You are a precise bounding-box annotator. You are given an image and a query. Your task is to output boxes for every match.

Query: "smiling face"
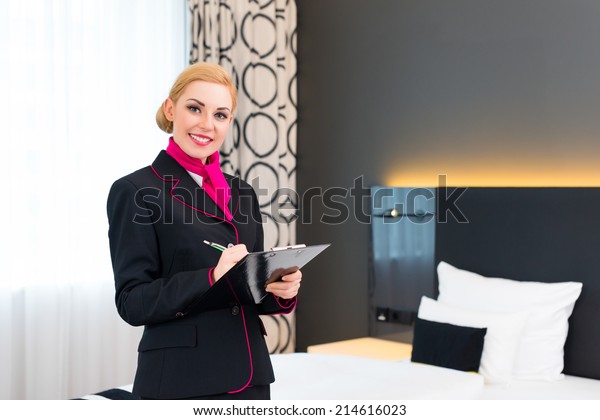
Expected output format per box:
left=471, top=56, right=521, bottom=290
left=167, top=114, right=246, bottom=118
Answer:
left=163, top=80, right=233, bottom=163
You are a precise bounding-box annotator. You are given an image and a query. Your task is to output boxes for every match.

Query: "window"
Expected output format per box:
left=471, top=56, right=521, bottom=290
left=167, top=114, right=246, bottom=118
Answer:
left=0, top=0, right=187, bottom=399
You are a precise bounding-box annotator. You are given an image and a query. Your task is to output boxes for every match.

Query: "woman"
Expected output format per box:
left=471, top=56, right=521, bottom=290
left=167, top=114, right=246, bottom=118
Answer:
left=107, top=62, right=301, bottom=400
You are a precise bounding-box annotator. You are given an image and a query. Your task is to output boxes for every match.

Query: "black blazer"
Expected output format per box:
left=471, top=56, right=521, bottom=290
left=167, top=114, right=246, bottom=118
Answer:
left=107, top=150, right=296, bottom=399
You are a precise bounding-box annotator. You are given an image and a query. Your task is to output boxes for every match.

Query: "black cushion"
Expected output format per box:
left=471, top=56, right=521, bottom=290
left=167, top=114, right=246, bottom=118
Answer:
left=411, top=317, right=486, bottom=372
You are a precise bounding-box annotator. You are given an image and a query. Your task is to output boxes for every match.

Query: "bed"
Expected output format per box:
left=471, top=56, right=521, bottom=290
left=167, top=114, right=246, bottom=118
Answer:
left=80, top=188, right=600, bottom=400
left=273, top=189, right=600, bottom=400
left=281, top=187, right=600, bottom=399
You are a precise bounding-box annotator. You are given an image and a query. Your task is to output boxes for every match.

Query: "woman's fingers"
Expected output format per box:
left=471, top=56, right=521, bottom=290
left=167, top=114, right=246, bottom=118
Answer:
left=266, top=269, right=302, bottom=299
left=213, top=244, right=248, bottom=282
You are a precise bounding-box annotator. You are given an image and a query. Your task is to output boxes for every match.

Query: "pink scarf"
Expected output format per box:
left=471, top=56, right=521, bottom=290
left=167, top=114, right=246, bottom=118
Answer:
left=165, top=137, right=232, bottom=221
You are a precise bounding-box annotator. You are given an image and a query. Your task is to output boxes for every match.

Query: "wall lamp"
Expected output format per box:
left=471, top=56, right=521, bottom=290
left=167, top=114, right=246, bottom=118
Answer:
left=372, top=208, right=434, bottom=219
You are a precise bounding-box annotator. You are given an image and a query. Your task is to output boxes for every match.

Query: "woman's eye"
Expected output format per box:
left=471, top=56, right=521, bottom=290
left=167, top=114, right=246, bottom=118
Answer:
left=187, top=105, right=200, bottom=113
left=215, top=112, right=229, bottom=120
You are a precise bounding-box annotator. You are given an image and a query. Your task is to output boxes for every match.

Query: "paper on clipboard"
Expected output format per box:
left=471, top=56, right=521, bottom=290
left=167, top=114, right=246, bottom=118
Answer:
left=228, top=243, right=331, bottom=304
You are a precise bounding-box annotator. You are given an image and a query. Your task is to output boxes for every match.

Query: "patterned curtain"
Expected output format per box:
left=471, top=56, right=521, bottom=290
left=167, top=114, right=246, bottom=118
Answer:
left=188, top=0, right=298, bottom=353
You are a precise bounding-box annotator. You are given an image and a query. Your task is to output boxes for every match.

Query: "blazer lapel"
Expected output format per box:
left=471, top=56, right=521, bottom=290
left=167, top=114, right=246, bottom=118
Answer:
left=151, top=150, right=237, bottom=222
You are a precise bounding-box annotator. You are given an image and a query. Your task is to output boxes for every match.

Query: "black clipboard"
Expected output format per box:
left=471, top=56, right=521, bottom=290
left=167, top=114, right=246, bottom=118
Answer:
left=185, top=243, right=330, bottom=313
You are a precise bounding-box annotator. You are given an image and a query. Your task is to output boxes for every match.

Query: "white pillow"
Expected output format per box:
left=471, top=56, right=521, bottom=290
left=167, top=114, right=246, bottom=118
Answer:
left=417, top=296, right=528, bottom=384
left=437, top=261, right=583, bottom=381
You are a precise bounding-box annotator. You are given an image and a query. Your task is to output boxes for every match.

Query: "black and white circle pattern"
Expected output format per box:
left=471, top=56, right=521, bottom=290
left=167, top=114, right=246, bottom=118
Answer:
left=189, top=0, right=297, bottom=354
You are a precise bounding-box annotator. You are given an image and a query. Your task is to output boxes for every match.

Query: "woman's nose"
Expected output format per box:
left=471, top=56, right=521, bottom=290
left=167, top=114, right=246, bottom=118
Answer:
left=198, top=113, right=214, bottom=130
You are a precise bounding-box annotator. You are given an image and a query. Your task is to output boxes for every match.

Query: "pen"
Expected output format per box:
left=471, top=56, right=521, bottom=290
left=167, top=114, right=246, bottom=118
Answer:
left=203, top=240, right=227, bottom=252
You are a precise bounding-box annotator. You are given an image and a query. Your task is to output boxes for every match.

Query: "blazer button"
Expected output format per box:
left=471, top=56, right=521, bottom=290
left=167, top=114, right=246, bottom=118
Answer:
left=175, top=312, right=184, bottom=317
left=231, top=305, right=240, bottom=316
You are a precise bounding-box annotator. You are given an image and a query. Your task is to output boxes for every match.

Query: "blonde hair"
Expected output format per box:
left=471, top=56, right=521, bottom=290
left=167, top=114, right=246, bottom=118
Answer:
left=156, top=62, right=237, bottom=133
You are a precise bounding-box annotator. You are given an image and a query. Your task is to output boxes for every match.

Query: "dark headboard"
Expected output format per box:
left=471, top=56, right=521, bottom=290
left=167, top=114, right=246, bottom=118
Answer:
left=435, top=187, right=600, bottom=380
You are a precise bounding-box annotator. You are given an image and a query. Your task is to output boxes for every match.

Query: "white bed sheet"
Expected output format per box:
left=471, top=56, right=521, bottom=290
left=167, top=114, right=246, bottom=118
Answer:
left=479, top=375, right=600, bottom=400
left=270, top=353, right=484, bottom=400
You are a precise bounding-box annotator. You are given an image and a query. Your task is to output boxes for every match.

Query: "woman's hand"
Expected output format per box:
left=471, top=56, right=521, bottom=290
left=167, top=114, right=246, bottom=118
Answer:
left=212, top=244, right=248, bottom=283
left=265, top=269, right=302, bottom=300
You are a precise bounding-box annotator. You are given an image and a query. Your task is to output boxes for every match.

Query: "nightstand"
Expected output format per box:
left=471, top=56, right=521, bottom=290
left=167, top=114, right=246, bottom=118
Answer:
left=306, top=337, right=412, bottom=361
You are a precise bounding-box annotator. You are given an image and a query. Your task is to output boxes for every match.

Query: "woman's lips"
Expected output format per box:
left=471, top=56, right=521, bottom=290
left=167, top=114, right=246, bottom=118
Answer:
left=189, top=133, right=212, bottom=145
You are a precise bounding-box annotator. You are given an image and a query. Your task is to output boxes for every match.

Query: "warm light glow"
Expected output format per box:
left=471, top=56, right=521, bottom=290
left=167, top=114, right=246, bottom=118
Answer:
left=384, top=162, right=600, bottom=187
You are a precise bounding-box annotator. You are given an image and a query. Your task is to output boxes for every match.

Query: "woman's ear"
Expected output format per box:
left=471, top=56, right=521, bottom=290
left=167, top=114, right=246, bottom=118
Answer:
left=163, top=98, right=175, bottom=121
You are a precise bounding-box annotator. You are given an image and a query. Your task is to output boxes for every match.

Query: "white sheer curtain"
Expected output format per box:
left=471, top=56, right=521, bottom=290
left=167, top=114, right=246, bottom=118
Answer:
left=0, top=0, right=187, bottom=399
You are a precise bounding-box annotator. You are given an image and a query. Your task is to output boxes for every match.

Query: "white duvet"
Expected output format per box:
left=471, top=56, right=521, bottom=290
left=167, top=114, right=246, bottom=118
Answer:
left=270, top=353, right=484, bottom=400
